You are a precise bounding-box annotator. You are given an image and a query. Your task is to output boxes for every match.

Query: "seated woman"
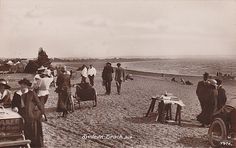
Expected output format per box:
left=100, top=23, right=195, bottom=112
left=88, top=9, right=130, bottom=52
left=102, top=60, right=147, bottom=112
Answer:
left=12, top=78, right=45, bottom=147
left=0, top=79, right=11, bottom=108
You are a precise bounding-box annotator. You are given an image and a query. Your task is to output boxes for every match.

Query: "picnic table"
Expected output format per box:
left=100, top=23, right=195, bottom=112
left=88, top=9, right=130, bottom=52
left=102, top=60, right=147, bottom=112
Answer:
left=146, top=93, right=185, bottom=125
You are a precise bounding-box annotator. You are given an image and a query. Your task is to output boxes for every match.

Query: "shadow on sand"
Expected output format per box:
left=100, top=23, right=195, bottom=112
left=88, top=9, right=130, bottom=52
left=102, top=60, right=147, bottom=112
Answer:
left=124, top=115, right=206, bottom=129
left=176, top=136, right=210, bottom=147
left=124, top=113, right=158, bottom=124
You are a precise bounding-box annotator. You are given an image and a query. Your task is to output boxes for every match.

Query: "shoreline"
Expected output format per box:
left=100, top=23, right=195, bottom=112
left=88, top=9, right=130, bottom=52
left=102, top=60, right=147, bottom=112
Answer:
left=125, top=69, right=202, bottom=79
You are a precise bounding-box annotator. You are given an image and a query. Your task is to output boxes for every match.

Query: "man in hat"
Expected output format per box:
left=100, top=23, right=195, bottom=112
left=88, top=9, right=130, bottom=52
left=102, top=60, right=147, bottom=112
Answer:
left=196, top=72, right=210, bottom=123
left=102, top=62, right=114, bottom=95
left=88, top=64, right=97, bottom=86
left=0, top=79, right=11, bottom=108
left=80, top=65, right=88, bottom=83
left=115, top=63, right=125, bottom=95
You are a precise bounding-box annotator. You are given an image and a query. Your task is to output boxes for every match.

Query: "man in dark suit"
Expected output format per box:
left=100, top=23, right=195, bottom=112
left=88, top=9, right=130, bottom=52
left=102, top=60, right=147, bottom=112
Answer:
left=115, top=63, right=125, bottom=95
left=196, top=72, right=210, bottom=124
left=102, top=62, right=114, bottom=95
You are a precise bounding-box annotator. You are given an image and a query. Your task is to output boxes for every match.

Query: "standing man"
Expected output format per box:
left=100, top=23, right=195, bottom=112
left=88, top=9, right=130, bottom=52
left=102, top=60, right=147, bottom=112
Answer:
left=196, top=72, right=210, bottom=124
left=102, top=62, right=114, bottom=95
left=81, top=65, right=88, bottom=83
left=88, top=64, right=97, bottom=86
left=115, top=63, right=125, bottom=95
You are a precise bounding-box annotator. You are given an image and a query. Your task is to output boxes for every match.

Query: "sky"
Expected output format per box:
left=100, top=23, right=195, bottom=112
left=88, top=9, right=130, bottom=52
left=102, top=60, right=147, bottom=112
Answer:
left=0, top=0, right=236, bottom=58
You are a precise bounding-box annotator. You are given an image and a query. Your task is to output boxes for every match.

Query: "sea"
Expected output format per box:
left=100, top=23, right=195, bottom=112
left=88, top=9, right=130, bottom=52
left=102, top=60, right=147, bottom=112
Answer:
left=117, top=58, right=236, bottom=77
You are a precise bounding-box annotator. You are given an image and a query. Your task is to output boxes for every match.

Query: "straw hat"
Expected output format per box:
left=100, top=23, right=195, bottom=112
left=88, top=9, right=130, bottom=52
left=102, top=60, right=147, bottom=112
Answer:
left=38, top=66, right=47, bottom=71
left=208, top=79, right=217, bottom=87
left=0, top=79, right=11, bottom=89
left=43, top=69, right=51, bottom=76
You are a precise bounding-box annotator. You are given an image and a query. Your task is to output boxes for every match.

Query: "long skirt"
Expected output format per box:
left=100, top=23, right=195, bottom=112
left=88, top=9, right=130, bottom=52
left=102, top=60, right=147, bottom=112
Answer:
left=24, top=120, right=44, bottom=147
left=56, top=90, right=70, bottom=113
left=197, top=102, right=214, bottom=125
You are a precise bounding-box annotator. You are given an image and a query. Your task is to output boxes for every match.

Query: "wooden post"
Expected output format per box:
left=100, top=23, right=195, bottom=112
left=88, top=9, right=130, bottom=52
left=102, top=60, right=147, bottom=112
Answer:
left=146, top=98, right=157, bottom=117
left=176, top=105, right=182, bottom=126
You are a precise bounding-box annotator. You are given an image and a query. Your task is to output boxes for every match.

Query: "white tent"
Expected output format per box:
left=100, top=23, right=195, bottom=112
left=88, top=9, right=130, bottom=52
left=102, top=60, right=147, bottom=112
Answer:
left=6, top=60, right=14, bottom=65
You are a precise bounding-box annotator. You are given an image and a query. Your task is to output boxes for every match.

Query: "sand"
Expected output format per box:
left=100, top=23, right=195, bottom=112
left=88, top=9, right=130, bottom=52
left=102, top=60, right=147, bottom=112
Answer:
left=1, top=69, right=236, bottom=147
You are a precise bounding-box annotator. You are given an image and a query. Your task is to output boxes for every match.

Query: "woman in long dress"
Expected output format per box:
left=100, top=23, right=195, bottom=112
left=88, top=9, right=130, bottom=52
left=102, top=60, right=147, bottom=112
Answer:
left=12, top=78, right=45, bottom=147
left=56, top=66, right=71, bottom=117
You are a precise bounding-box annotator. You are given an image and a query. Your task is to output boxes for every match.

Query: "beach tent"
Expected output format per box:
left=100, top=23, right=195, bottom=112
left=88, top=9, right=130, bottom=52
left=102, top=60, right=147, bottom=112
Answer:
left=15, top=61, right=21, bottom=65
left=6, top=60, right=14, bottom=65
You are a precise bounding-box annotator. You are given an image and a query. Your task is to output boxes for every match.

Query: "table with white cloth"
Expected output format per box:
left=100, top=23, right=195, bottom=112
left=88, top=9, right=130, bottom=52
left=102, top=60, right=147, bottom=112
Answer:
left=146, top=93, right=185, bottom=125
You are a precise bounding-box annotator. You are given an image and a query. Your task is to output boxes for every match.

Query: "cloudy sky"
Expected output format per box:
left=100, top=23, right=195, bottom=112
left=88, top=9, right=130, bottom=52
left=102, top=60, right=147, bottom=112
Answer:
left=0, top=0, right=236, bottom=58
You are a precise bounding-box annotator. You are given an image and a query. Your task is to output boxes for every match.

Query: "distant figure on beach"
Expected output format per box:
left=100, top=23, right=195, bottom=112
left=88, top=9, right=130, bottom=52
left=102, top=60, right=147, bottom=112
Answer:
left=126, top=74, right=134, bottom=80
left=70, top=70, right=73, bottom=78
left=81, top=65, right=88, bottom=83
left=115, top=63, right=125, bottom=95
left=215, top=79, right=227, bottom=110
left=56, top=66, right=71, bottom=117
left=196, top=72, right=210, bottom=124
left=0, top=79, right=11, bottom=108
left=185, top=80, right=193, bottom=85
left=171, top=77, right=177, bottom=82
left=102, top=62, right=114, bottom=95
left=88, top=64, right=97, bottom=86
left=180, top=78, right=186, bottom=85
left=32, top=66, right=54, bottom=121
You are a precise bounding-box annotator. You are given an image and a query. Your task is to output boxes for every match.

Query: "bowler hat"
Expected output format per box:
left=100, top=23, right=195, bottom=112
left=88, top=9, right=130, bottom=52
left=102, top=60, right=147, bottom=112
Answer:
left=203, top=72, right=209, bottom=77
left=0, top=79, right=11, bottom=89
left=18, top=78, right=32, bottom=87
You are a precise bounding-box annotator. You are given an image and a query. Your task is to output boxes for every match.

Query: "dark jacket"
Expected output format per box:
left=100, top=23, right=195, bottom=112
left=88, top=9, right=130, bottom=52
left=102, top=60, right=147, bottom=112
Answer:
left=56, top=72, right=71, bottom=92
left=217, top=86, right=227, bottom=110
left=21, top=90, right=44, bottom=121
left=208, top=86, right=218, bottom=114
left=196, top=81, right=210, bottom=104
left=12, top=91, right=22, bottom=110
left=115, top=67, right=125, bottom=82
left=102, top=65, right=114, bottom=81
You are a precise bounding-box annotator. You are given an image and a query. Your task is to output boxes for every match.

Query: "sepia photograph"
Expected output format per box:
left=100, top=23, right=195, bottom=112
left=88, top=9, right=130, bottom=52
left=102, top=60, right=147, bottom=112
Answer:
left=0, top=0, right=236, bottom=147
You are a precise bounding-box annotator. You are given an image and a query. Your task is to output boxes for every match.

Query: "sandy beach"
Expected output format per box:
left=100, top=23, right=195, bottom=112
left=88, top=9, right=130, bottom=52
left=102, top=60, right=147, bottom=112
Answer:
left=2, top=67, right=236, bottom=147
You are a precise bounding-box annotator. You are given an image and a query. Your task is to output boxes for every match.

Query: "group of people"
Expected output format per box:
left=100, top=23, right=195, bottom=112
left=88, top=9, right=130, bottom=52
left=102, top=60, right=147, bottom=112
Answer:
left=0, top=78, right=46, bottom=147
left=0, top=65, right=72, bottom=147
left=102, top=62, right=125, bottom=95
left=196, top=72, right=227, bottom=127
left=0, top=62, right=127, bottom=147
left=79, top=64, right=97, bottom=86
